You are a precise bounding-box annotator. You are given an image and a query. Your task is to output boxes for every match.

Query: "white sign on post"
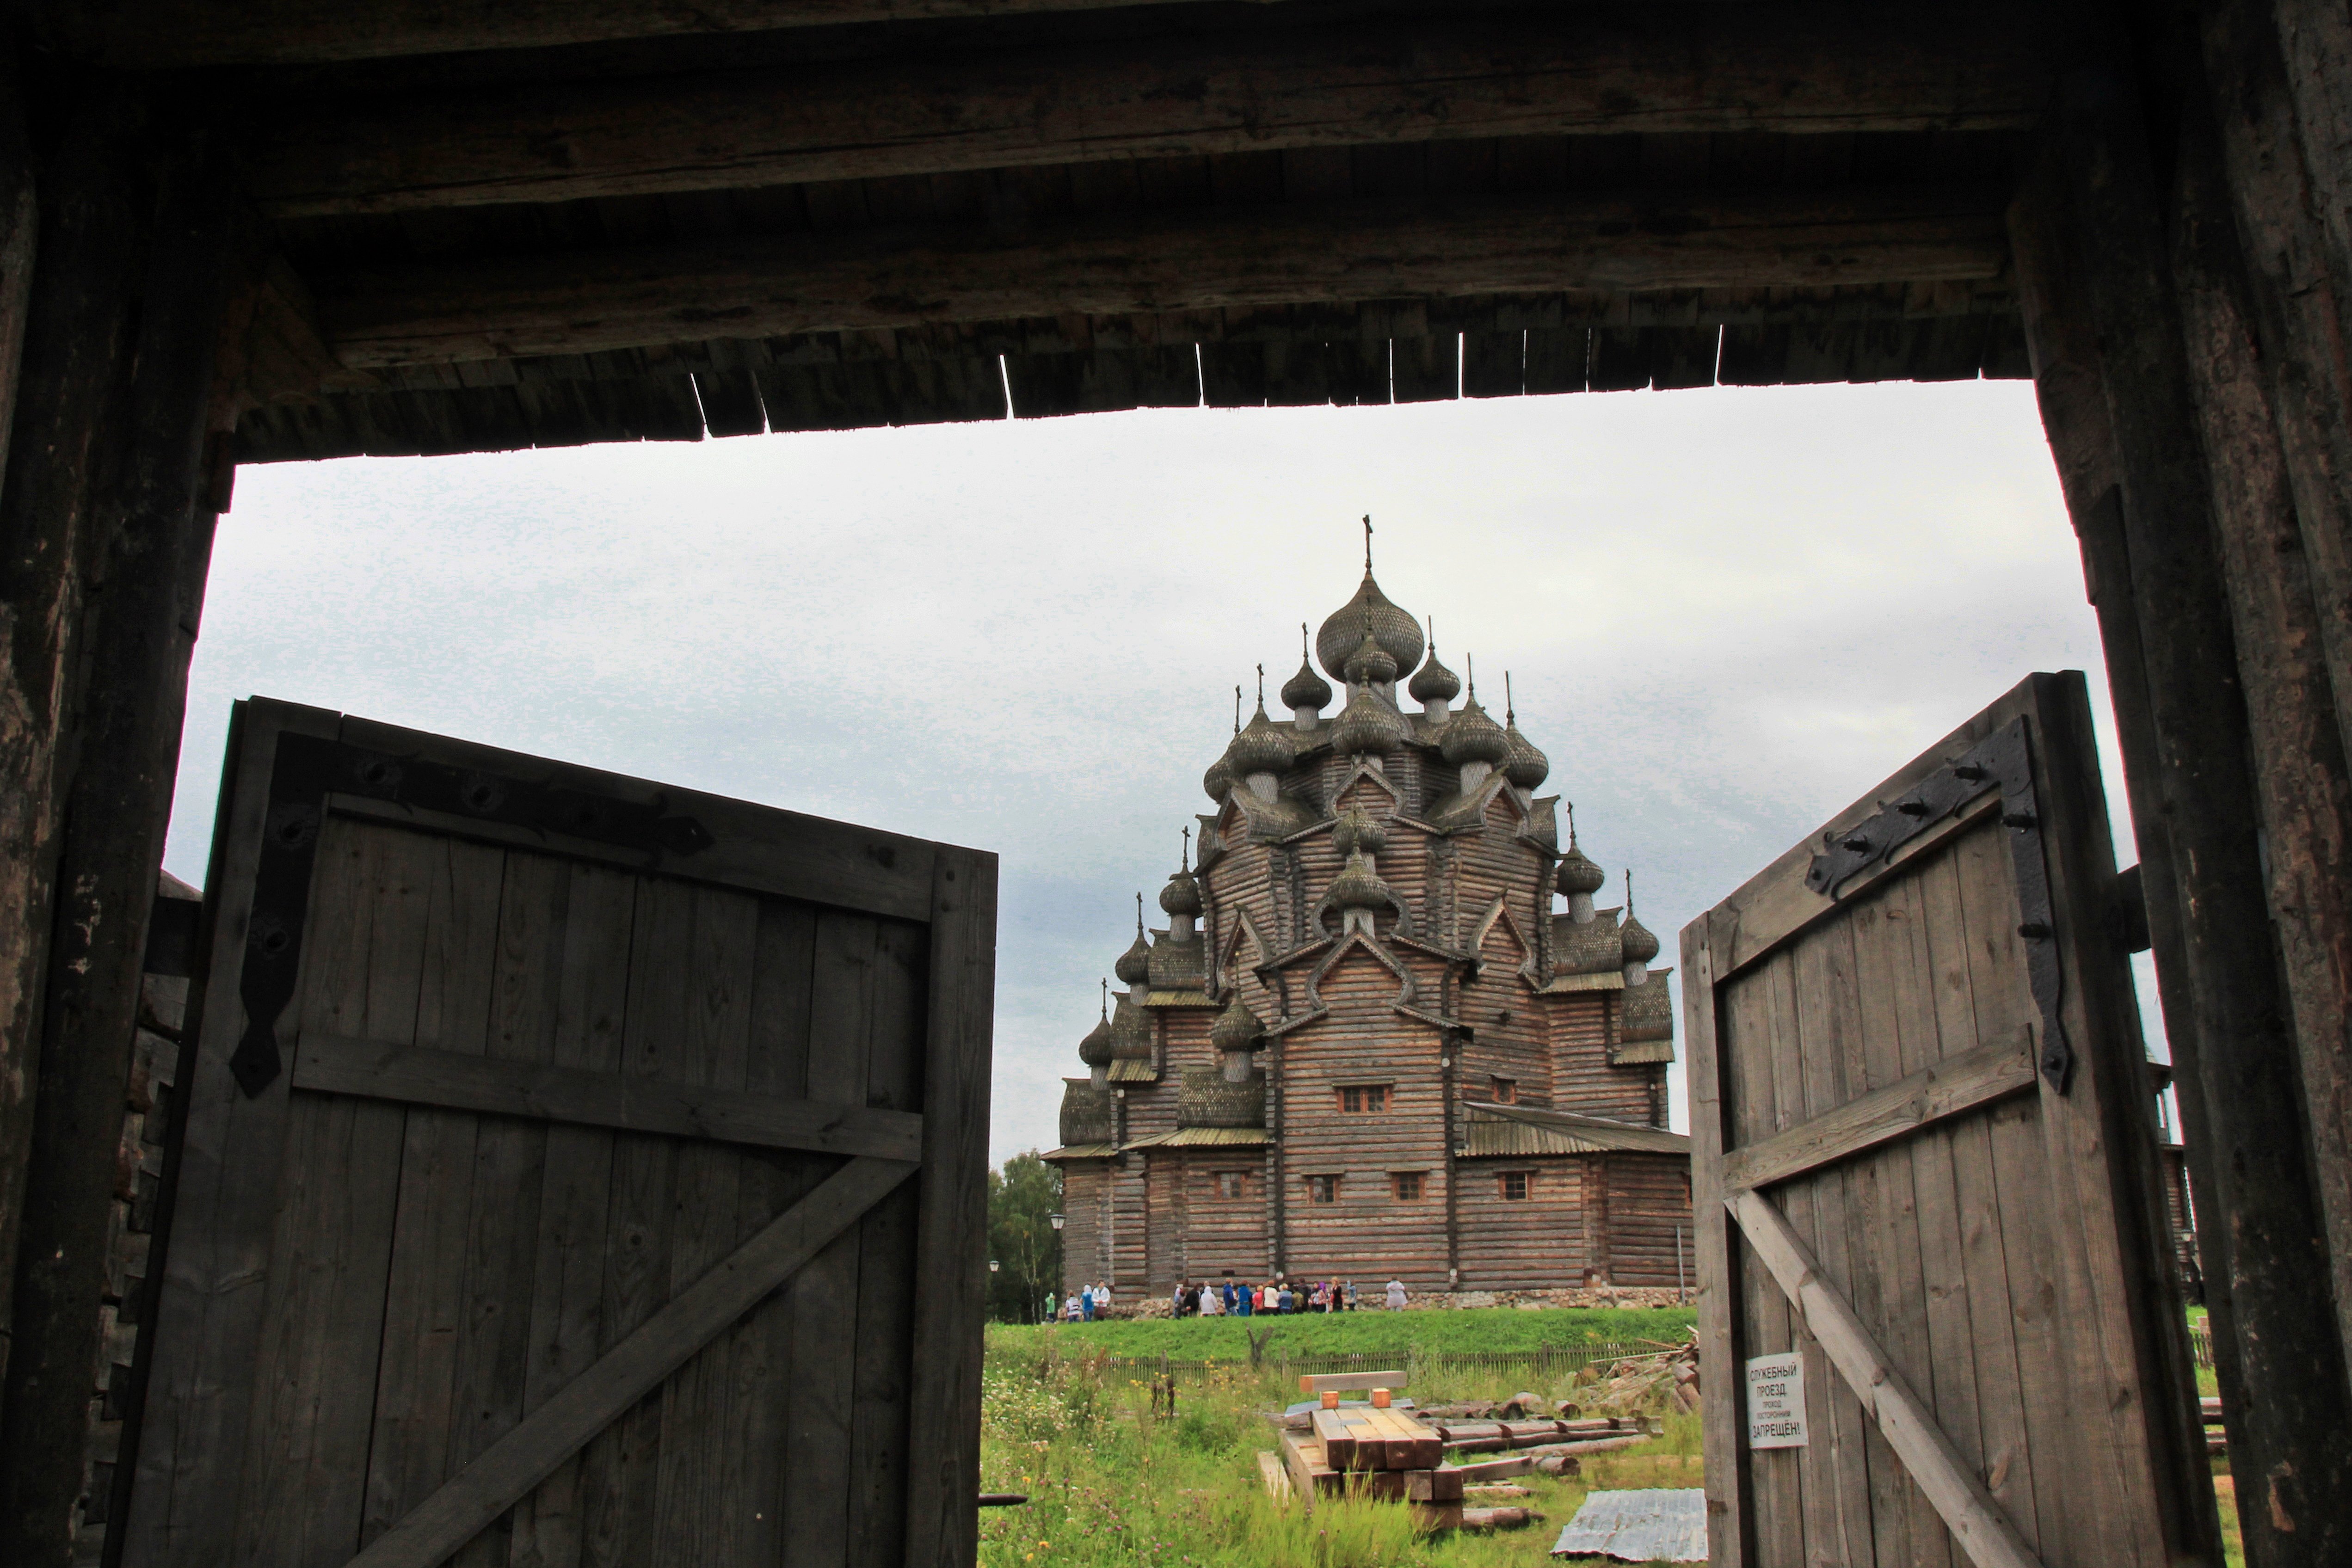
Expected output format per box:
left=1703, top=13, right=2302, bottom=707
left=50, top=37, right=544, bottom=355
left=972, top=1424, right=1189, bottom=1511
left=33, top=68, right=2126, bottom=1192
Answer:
left=1745, top=1351, right=1808, bottom=1449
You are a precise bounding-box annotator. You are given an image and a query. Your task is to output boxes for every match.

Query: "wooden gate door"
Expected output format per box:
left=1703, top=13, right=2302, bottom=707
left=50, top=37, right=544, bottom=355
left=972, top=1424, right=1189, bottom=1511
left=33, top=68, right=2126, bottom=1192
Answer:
left=1685, top=674, right=2212, bottom=1568
left=116, top=699, right=994, bottom=1568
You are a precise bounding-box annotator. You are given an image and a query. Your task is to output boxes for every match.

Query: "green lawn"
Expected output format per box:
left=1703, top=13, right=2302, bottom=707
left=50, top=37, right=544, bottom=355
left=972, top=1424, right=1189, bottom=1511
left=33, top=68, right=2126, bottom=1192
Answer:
left=991, top=1306, right=1695, bottom=1362
left=979, top=1325, right=1701, bottom=1568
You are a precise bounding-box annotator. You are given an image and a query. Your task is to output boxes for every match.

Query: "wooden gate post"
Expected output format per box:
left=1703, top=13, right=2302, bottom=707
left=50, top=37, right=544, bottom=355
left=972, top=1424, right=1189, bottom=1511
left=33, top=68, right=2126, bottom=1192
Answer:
left=0, top=81, right=150, bottom=1405
left=2194, top=0, right=2352, bottom=1396
left=0, top=137, right=249, bottom=1568
left=2009, top=68, right=2352, bottom=1562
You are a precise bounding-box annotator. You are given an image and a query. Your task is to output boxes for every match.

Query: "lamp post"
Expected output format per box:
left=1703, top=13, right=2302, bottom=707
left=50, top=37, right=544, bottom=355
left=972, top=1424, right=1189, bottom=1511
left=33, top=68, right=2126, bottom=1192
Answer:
left=1048, top=1213, right=1064, bottom=1230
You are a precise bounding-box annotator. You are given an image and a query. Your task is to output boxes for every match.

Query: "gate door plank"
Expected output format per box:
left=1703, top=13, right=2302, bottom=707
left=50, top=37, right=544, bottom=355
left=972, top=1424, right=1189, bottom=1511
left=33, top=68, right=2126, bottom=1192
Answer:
left=1720, top=1034, right=2037, bottom=1194
left=291, top=1032, right=927, bottom=1158
left=120, top=700, right=994, bottom=1568
left=1685, top=673, right=2215, bottom=1568
left=351, top=1156, right=917, bottom=1568
left=1727, top=1192, right=2042, bottom=1568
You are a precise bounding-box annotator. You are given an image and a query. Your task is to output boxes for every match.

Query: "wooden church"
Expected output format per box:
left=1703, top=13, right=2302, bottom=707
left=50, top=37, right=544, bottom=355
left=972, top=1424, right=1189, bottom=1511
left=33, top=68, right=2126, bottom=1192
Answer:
left=1047, top=542, right=1692, bottom=1302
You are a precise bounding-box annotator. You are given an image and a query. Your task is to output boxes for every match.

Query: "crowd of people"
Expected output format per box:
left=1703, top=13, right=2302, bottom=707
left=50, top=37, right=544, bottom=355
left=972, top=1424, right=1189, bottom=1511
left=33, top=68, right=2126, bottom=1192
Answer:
left=1046, top=1276, right=1412, bottom=1321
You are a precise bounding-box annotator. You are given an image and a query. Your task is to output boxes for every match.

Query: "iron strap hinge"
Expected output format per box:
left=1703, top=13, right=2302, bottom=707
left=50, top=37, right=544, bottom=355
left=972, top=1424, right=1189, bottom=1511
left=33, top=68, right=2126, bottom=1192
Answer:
left=1801, top=717, right=2073, bottom=1093
left=227, top=732, right=714, bottom=1097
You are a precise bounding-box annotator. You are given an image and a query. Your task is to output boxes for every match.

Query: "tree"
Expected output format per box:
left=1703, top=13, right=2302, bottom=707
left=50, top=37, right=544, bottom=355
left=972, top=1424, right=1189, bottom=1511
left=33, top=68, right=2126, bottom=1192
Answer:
left=986, top=1152, right=1063, bottom=1323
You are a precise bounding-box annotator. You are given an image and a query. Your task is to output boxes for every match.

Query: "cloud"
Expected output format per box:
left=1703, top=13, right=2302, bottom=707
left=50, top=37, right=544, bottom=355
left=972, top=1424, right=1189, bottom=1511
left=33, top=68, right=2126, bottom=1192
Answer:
left=171, top=379, right=2162, bottom=1164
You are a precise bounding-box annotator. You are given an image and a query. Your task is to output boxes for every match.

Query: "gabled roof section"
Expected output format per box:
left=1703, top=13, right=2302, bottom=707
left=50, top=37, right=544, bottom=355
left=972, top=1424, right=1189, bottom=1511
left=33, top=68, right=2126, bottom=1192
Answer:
left=1423, top=768, right=1514, bottom=834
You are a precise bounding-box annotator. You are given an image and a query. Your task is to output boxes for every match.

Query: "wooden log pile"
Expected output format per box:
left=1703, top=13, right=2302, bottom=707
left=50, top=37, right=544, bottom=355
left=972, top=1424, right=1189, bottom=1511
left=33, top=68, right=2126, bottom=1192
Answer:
left=1571, top=1331, right=1701, bottom=1414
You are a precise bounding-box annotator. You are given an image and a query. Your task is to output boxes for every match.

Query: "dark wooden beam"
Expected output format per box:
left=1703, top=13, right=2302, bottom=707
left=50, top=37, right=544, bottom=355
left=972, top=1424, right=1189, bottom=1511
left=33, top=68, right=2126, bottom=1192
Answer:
left=0, top=83, right=148, bottom=1409
left=246, top=4, right=2057, bottom=215
left=314, top=184, right=2010, bottom=369
left=39, top=0, right=1268, bottom=67
left=0, top=142, right=250, bottom=1568
left=2011, top=70, right=2352, bottom=1566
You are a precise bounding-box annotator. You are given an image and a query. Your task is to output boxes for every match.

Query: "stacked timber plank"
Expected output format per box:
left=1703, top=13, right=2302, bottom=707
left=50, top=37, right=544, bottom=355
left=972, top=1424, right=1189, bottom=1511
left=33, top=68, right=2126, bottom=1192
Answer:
left=1430, top=1414, right=1650, bottom=1454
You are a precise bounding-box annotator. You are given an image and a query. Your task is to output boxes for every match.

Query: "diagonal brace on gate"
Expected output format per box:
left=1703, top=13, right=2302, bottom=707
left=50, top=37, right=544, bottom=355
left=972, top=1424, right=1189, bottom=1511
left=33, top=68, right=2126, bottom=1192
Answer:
left=345, top=1155, right=919, bottom=1568
left=1727, top=1189, right=2047, bottom=1568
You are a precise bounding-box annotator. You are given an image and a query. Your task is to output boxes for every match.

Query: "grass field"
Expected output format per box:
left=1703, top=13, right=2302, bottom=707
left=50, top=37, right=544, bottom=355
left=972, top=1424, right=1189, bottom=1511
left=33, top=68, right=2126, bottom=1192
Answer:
left=990, top=1306, right=1697, bottom=1362
left=977, top=1307, right=2242, bottom=1568
left=978, top=1323, right=1701, bottom=1568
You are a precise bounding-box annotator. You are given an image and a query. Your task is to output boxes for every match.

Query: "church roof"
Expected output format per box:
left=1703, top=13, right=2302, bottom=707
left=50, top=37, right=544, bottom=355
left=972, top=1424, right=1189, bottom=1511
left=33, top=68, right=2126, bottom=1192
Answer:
left=1459, top=1102, right=1690, bottom=1157
left=1317, top=567, right=1422, bottom=681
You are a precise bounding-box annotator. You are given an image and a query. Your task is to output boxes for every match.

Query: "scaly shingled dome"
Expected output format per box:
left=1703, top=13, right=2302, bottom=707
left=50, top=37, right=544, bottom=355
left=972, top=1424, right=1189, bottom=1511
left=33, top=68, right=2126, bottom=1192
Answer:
left=1282, top=655, right=1333, bottom=713
left=1077, top=1004, right=1115, bottom=1068
left=1502, top=717, right=1551, bottom=789
left=1409, top=647, right=1461, bottom=704
left=1328, top=686, right=1406, bottom=756
left=1317, top=570, right=1422, bottom=681
left=1202, top=753, right=1232, bottom=802
left=1342, top=626, right=1400, bottom=687
left=1440, top=696, right=1509, bottom=768
left=1228, top=701, right=1296, bottom=776
left=1619, top=913, right=1661, bottom=965
left=1160, top=864, right=1204, bottom=918
left=1209, top=996, right=1265, bottom=1054
left=1331, top=804, right=1388, bottom=858
left=1329, top=849, right=1394, bottom=912
left=1556, top=844, right=1606, bottom=897
left=1114, top=921, right=1152, bottom=987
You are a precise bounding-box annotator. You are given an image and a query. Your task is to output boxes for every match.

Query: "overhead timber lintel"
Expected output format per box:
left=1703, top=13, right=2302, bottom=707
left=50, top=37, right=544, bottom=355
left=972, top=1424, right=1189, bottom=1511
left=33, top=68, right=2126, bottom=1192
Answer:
left=313, top=184, right=2013, bottom=369
left=32, top=0, right=1272, bottom=67
left=240, top=3, right=2056, bottom=215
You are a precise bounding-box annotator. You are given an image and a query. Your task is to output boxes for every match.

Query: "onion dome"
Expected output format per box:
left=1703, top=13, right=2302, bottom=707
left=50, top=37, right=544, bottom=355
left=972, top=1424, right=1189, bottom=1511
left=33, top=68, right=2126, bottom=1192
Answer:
left=1160, top=866, right=1204, bottom=918
left=1078, top=989, right=1115, bottom=1068
left=1228, top=700, right=1296, bottom=777
left=1556, top=843, right=1607, bottom=897
left=1502, top=718, right=1551, bottom=790
left=1316, top=556, right=1422, bottom=680
left=1342, top=626, right=1400, bottom=687
left=1619, top=870, right=1659, bottom=965
left=1409, top=647, right=1461, bottom=705
left=1115, top=897, right=1152, bottom=986
left=1209, top=996, right=1265, bottom=1054
left=1328, top=685, right=1405, bottom=756
left=1329, top=849, right=1393, bottom=911
left=1283, top=624, right=1333, bottom=711
left=1203, top=754, right=1232, bottom=801
left=1620, top=913, right=1661, bottom=966
left=1331, top=804, right=1387, bottom=858
left=1440, top=695, right=1509, bottom=768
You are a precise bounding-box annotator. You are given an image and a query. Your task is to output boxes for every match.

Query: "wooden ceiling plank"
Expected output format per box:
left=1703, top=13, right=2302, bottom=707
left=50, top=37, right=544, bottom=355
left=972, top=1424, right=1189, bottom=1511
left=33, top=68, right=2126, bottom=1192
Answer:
left=314, top=184, right=2012, bottom=369
left=44, top=0, right=1281, bottom=67
left=245, top=6, right=2055, bottom=215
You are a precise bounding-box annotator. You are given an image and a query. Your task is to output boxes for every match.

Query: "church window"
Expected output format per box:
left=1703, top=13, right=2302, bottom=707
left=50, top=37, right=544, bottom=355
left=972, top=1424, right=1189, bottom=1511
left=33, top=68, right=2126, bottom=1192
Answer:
left=1336, top=1084, right=1391, bottom=1114
left=1391, top=1171, right=1424, bottom=1201
left=1500, top=1171, right=1532, bottom=1201
left=1216, top=1171, right=1246, bottom=1199
left=1489, top=1076, right=1517, bottom=1104
left=1306, top=1174, right=1341, bottom=1204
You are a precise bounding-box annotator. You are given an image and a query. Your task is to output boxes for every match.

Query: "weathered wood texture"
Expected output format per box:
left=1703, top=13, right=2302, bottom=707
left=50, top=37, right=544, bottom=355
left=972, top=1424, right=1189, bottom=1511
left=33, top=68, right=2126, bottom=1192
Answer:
left=1686, top=674, right=2215, bottom=1568
left=314, top=186, right=2010, bottom=370
left=0, top=141, right=250, bottom=1568
left=0, top=90, right=147, bottom=1417
left=36, top=0, right=1274, bottom=66
left=2012, top=71, right=2352, bottom=1560
left=244, top=6, right=2056, bottom=215
left=2194, top=0, right=2352, bottom=1412
left=116, top=701, right=993, bottom=1568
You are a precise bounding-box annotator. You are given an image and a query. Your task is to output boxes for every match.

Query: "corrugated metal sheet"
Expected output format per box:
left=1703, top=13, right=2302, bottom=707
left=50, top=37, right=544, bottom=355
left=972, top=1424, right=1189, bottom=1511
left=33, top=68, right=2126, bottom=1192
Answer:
left=1464, top=1102, right=1691, bottom=1156
left=1145, top=991, right=1220, bottom=1008
left=1612, top=1038, right=1677, bottom=1064
left=1461, top=1119, right=1612, bottom=1156
left=1040, top=1144, right=1117, bottom=1162
left=1539, top=971, right=1624, bottom=994
left=1123, top=1126, right=1271, bottom=1148
left=1108, top=1058, right=1159, bottom=1082
left=1551, top=1488, right=1706, bottom=1562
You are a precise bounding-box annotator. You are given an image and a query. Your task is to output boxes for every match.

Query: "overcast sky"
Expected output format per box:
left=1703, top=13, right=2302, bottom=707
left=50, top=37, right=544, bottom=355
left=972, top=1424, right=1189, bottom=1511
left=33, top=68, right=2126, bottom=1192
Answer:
left=163, top=378, right=2164, bottom=1164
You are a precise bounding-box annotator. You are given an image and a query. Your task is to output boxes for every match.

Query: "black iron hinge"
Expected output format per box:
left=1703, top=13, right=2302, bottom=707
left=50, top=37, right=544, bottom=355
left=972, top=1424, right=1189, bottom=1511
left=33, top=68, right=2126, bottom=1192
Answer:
left=1803, top=717, right=2073, bottom=1093
left=228, top=732, right=713, bottom=1097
